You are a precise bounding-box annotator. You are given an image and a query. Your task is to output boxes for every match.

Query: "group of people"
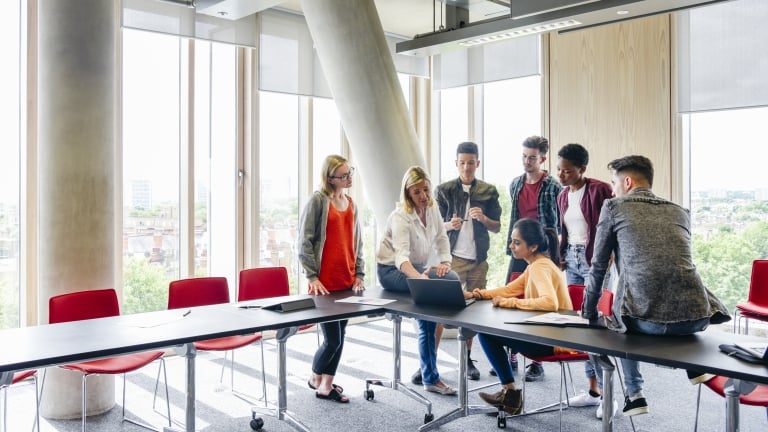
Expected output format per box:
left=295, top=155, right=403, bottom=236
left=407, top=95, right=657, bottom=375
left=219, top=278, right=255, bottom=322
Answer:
left=296, top=138, right=730, bottom=424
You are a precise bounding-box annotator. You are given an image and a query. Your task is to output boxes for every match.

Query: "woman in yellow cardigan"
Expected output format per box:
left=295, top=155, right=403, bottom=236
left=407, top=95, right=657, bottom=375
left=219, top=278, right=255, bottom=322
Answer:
left=465, top=218, right=573, bottom=415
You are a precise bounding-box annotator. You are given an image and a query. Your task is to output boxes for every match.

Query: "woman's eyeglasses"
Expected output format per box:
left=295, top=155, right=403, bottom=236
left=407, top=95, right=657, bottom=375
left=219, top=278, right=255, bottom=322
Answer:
left=329, top=166, right=355, bottom=180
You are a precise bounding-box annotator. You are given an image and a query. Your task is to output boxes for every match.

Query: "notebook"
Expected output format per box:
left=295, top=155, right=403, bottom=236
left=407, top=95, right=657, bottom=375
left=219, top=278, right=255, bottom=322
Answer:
left=734, top=342, right=768, bottom=361
left=406, top=278, right=475, bottom=309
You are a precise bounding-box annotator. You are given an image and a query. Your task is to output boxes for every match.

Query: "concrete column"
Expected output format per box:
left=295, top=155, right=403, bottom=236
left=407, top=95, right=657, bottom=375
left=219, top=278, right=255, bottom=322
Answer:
left=301, top=0, right=425, bottom=226
left=37, top=0, right=117, bottom=418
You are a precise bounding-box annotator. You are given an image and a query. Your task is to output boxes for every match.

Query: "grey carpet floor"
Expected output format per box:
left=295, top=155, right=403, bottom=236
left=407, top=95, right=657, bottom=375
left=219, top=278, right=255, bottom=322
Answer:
left=3, top=318, right=765, bottom=431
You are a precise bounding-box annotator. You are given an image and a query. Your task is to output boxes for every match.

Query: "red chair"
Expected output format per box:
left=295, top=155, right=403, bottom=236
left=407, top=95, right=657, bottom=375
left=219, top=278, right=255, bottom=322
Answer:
left=734, top=260, right=768, bottom=334
left=519, top=284, right=591, bottom=430
left=1, top=370, right=40, bottom=432
left=693, top=376, right=768, bottom=431
left=164, top=277, right=262, bottom=404
left=48, top=288, right=170, bottom=432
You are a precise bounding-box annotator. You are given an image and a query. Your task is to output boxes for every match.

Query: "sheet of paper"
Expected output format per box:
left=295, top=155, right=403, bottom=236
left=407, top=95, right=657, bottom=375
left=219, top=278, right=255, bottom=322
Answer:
left=518, top=311, right=592, bottom=327
left=335, top=296, right=397, bottom=306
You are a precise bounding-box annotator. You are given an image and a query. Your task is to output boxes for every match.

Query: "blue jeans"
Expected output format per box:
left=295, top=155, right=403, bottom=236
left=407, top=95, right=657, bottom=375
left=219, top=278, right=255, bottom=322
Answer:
left=377, top=262, right=460, bottom=385
left=564, top=245, right=603, bottom=389
left=312, top=320, right=348, bottom=376
left=478, top=333, right=553, bottom=385
left=620, top=316, right=711, bottom=396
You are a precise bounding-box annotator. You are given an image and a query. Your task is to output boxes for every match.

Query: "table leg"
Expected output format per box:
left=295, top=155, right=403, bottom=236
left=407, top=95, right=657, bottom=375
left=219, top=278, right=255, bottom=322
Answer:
left=365, top=313, right=433, bottom=422
left=419, top=327, right=496, bottom=432
left=595, top=354, right=615, bottom=432
left=723, top=378, right=755, bottom=432
left=163, top=342, right=196, bottom=432
left=251, top=326, right=310, bottom=432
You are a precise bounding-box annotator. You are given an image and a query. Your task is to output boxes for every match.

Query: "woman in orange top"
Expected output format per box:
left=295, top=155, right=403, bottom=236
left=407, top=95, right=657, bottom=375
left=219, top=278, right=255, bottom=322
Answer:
left=298, top=155, right=365, bottom=403
left=465, top=218, right=572, bottom=415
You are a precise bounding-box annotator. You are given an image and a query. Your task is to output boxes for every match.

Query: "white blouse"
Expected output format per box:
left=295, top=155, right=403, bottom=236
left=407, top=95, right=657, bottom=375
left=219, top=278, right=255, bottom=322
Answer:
left=376, top=203, right=452, bottom=269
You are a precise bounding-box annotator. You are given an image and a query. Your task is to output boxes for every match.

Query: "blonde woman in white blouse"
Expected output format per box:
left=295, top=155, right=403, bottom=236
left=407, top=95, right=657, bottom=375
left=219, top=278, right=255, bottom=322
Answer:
left=376, top=166, right=460, bottom=396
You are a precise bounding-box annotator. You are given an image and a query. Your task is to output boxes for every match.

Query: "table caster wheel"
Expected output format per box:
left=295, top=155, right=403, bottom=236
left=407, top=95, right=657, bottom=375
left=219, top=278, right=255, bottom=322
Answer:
left=424, top=413, right=434, bottom=423
left=364, top=389, right=375, bottom=400
left=497, top=414, right=506, bottom=428
left=250, top=416, right=264, bottom=430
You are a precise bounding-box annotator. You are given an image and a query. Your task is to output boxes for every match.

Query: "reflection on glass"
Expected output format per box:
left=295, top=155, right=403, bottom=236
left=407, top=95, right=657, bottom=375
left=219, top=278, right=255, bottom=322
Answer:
left=122, top=29, right=181, bottom=313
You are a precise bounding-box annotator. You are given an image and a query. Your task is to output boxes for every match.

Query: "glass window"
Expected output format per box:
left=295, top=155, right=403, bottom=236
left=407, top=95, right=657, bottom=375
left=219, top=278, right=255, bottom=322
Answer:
left=685, top=107, right=768, bottom=312
left=259, top=92, right=299, bottom=292
left=312, top=97, right=342, bottom=177
left=438, top=87, right=469, bottom=182
left=483, top=76, right=542, bottom=287
left=0, top=1, right=21, bottom=329
left=122, top=29, right=181, bottom=313
left=194, top=41, right=239, bottom=291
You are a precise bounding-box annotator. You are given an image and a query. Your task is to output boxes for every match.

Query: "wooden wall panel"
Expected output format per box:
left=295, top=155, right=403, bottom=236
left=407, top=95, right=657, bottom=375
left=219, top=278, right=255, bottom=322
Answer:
left=548, top=15, right=671, bottom=198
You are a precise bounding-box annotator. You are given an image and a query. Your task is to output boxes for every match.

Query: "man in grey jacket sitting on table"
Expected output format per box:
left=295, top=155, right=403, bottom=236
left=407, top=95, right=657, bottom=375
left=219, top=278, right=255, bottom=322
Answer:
left=581, top=155, right=730, bottom=417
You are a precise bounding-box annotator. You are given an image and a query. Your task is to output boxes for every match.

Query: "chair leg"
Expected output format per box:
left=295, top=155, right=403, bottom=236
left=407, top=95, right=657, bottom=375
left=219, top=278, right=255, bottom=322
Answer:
left=693, top=383, right=703, bottom=432
left=2, top=385, right=7, bottom=432
left=80, top=374, right=87, bottom=432
left=259, top=338, right=268, bottom=403
left=32, top=375, right=40, bottom=432
left=123, top=358, right=172, bottom=431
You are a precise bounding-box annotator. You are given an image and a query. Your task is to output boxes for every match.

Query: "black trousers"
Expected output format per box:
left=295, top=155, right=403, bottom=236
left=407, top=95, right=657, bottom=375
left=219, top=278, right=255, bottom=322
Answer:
left=312, top=319, right=348, bottom=376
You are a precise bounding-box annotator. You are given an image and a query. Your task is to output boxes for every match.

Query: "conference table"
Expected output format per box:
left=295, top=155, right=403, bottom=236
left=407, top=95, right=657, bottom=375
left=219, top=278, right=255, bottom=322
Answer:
left=361, top=286, right=768, bottom=432
left=2, top=288, right=768, bottom=432
left=0, top=293, right=382, bottom=432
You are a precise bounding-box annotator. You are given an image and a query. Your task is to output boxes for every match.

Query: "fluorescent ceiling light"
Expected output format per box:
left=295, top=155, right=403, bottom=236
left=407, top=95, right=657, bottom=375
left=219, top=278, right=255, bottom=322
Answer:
left=458, top=19, right=582, bottom=47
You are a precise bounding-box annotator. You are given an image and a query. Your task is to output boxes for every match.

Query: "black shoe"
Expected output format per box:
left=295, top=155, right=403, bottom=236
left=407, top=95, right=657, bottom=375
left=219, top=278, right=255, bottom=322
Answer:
left=467, top=359, right=480, bottom=381
left=524, top=362, right=545, bottom=382
left=686, top=370, right=715, bottom=385
left=622, top=396, right=649, bottom=416
left=411, top=369, right=423, bottom=385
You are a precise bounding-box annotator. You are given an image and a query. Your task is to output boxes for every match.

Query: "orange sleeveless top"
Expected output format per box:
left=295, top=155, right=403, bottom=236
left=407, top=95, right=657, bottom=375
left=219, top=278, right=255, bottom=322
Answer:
left=317, top=198, right=356, bottom=291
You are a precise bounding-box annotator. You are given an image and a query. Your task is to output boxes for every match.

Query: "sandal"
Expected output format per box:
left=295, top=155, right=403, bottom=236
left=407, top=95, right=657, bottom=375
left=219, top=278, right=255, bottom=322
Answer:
left=315, top=388, right=349, bottom=403
left=307, top=380, right=344, bottom=394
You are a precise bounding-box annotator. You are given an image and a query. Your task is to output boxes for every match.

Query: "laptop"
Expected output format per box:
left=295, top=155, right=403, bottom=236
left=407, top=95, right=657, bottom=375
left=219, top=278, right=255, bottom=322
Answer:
left=406, top=278, right=475, bottom=309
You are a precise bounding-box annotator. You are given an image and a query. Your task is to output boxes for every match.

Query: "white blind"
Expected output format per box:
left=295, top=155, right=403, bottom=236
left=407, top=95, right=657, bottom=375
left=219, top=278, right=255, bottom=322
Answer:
left=677, top=0, right=768, bottom=112
left=259, top=10, right=430, bottom=97
left=433, top=35, right=541, bottom=90
left=122, top=0, right=257, bottom=47
left=259, top=9, right=331, bottom=98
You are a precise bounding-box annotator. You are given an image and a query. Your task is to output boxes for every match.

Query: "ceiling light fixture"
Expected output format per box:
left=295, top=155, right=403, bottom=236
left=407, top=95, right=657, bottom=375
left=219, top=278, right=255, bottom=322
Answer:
left=616, top=10, right=630, bottom=15
left=458, top=19, right=581, bottom=47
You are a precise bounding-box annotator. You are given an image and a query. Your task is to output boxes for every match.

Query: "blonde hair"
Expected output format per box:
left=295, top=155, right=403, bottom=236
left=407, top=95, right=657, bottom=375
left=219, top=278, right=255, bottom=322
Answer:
left=319, top=154, right=349, bottom=196
left=400, top=166, right=433, bottom=213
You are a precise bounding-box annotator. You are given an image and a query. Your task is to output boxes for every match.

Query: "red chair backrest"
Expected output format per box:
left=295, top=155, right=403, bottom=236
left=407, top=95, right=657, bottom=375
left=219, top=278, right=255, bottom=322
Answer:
left=49, top=288, right=120, bottom=324
left=748, top=260, right=768, bottom=306
left=168, top=277, right=230, bottom=310
left=509, top=271, right=524, bottom=299
left=567, top=284, right=585, bottom=312
left=598, top=289, right=614, bottom=317
left=238, top=267, right=290, bottom=301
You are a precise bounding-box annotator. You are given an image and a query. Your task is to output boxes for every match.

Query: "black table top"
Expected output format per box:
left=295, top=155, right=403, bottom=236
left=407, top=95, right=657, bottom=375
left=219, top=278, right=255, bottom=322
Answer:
left=364, top=286, right=768, bottom=385
left=0, top=293, right=382, bottom=373
left=3, top=287, right=767, bottom=386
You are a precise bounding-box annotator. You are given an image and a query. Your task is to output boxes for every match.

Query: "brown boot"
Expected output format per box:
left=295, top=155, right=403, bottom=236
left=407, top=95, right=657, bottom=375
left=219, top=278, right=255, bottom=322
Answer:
left=501, top=388, right=523, bottom=415
left=478, top=389, right=506, bottom=407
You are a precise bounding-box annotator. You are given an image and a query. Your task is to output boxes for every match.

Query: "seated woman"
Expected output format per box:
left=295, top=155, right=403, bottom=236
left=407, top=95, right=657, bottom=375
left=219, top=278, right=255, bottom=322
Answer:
left=465, top=218, right=574, bottom=414
left=376, top=165, right=460, bottom=396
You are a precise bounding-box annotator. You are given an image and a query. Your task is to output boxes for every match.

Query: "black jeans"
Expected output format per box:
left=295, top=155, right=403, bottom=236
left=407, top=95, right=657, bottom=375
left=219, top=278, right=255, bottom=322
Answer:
left=312, top=319, right=348, bottom=376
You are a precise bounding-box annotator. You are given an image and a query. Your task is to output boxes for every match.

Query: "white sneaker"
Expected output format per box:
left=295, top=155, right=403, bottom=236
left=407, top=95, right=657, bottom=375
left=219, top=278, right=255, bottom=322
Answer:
left=567, top=390, right=601, bottom=407
left=596, top=398, right=618, bottom=420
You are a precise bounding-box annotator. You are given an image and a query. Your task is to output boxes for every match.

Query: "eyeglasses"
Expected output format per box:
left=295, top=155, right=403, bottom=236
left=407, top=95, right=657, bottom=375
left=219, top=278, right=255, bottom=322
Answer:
left=329, top=166, right=355, bottom=180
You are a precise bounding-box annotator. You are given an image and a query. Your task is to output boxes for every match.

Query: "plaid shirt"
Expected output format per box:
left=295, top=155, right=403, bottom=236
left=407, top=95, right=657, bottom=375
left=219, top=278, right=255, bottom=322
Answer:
left=506, top=172, right=562, bottom=256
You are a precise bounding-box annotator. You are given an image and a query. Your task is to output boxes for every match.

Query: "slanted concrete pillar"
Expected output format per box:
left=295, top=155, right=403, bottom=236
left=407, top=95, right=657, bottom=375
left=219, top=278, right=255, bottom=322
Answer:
left=301, top=0, right=425, bottom=226
left=37, top=0, right=117, bottom=419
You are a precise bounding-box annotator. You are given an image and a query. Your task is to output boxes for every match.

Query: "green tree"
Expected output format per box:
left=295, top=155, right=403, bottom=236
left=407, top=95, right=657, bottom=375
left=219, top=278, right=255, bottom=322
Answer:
left=123, top=256, right=170, bottom=314
left=486, top=183, right=512, bottom=287
left=693, top=230, right=755, bottom=313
